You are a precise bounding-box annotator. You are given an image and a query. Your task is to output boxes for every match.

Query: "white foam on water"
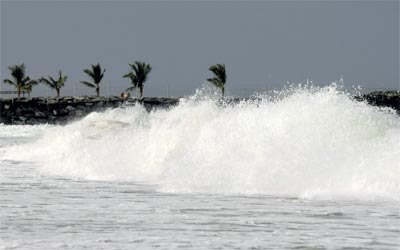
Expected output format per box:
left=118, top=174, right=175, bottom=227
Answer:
left=2, top=85, right=400, bottom=200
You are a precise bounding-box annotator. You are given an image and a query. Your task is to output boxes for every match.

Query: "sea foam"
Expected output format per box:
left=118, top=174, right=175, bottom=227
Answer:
left=3, top=85, right=400, bottom=200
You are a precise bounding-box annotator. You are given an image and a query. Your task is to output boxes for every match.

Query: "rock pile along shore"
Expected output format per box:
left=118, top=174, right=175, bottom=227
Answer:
left=357, top=91, right=400, bottom=113
left=0, top=96, right=179, bottom=125
left=0, top=91, right=399, bottom=125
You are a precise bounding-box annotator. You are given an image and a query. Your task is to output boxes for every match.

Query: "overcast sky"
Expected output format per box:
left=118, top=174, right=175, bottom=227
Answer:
left=1, top=0, right=399, bottom=97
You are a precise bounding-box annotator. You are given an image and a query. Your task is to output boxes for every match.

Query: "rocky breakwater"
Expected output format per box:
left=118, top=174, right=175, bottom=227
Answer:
left=1, top=91, right=399, bottom=125
left=0, top=96, right=179, bottom=125
left=359, top=91, right=400, bottom=114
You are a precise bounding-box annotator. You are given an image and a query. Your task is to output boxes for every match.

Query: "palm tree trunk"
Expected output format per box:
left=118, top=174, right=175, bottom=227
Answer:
left=140, top=87, right=143, bottom=98
left=56, top=89, right=60, bottom=97
left=17, top=86, right=21, bottom=98
left=221, top=86, right=225, bottom=98
left=96, top=84, right=100, bottom=97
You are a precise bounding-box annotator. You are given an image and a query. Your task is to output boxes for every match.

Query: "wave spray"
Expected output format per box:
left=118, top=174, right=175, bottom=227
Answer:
left=5, top=85, right=400, bottom=200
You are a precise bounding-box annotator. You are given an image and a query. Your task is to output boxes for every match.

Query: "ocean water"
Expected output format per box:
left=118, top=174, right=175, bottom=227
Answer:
left=1, top=86, right=400, bottom=249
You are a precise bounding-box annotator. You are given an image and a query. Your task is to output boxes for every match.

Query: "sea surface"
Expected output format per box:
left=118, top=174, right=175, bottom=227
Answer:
left=1, top=86, right=400, bottom=249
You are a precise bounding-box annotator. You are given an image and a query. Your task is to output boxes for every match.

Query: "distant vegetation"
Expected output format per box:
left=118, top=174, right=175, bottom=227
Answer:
left=3, top=62, right=230, bottom=98
left=207, top=64, right=227, bottom=97
left=39, top=71, right=68, bottom=97
left=81, top=63, right=106, bottom=97
left=3, top=64, right=37, bottom=98
left=123, top=61, right=152, bottom=98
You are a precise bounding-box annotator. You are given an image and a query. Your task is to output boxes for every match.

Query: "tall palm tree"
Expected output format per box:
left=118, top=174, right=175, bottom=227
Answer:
left=3, top=64, right=37, bottom=98
left=81, top=63, right=105, bottom=96
left=123, top=61, right=152, bottom=98
left=39, top=70, right=68, bottom=97
left=207, top=64, right=226, bottom=97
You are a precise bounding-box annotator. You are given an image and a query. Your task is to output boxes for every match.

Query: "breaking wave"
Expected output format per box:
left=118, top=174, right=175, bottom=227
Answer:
left=2, top=85, right=400, bottom=200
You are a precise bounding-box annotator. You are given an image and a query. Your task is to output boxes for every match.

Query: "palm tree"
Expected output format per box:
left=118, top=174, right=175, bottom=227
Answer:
left=81, top=63, right=105, bottom=96
left=123, top=61, right=152, bottom=98
left=207, top=64, right=226, bottom=97
left=39, top=70, right=68, bottom=97
left=3, top=64, right=37, bottom=98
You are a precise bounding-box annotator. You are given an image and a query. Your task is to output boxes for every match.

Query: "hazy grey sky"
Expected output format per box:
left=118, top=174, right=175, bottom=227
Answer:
left=1, top=0, right=399, bottom=97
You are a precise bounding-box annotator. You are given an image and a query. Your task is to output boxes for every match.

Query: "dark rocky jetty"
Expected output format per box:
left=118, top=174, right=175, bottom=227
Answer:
left=0, top=96, right=179, bottom=125
left=357, top=91, right=400, bottom=113
left=1, top=91, right=399, bottom=125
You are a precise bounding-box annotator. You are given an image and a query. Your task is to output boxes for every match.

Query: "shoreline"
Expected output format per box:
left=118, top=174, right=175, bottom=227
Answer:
left=0, top=91, right=399, bottom=125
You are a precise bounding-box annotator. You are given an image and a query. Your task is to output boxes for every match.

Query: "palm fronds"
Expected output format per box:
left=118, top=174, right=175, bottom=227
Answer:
left=80, top=81, right=96, bottom=88
left=3, top=79, right=16, bottom=86
left=207, top=64, right=226, bottom=96
left=4, top=64, right=37, bottom=97
left=39, top=70, right=68, bottom=97
left=123, top=61, right=152, bottom=98
left=81, top=63, right=105, bottom=96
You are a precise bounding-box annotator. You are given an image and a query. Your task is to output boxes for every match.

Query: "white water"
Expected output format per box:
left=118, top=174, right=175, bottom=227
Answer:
left=1, top=85, right=400, bottom=249
left=3, top=85, right=400, bottom=200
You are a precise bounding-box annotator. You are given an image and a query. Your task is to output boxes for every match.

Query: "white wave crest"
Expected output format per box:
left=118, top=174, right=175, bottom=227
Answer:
left=3, top=85, right=400, bottom=200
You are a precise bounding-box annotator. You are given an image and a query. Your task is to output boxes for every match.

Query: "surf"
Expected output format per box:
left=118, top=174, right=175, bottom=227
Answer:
left=2, top=84, right=400, bottom=200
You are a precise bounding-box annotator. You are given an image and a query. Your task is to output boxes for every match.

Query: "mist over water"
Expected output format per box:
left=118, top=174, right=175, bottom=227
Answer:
left=3, top=85, right=400, bottom=200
